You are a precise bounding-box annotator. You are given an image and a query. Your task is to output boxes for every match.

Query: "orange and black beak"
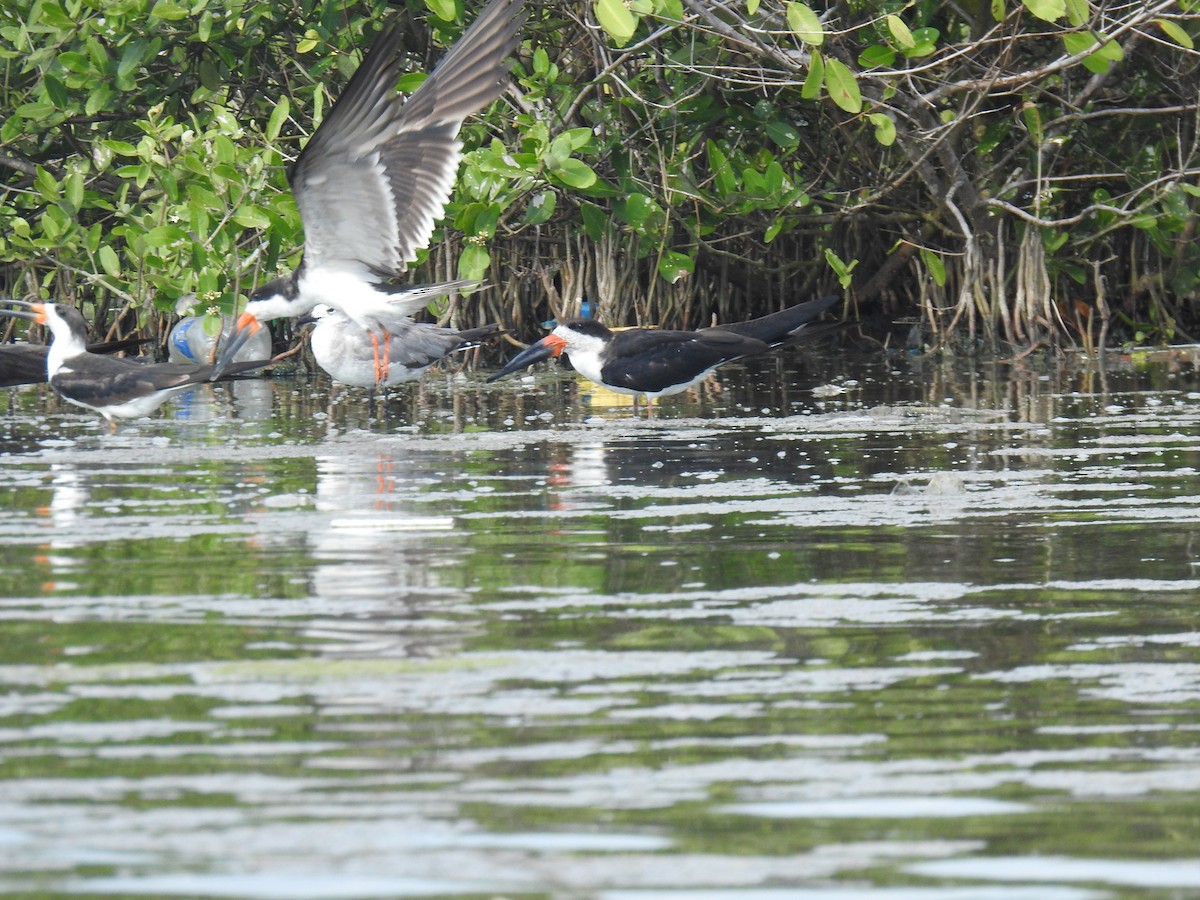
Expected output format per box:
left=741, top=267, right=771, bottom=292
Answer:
left=0, top=299, right=48, bottom=325
left=210, top=311, right=262, bottom=379
left=486, top=333, right=567, bottom=383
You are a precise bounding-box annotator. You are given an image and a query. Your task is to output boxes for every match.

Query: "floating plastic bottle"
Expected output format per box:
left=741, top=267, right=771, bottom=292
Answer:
left=168, top=314, right=271, bottom=366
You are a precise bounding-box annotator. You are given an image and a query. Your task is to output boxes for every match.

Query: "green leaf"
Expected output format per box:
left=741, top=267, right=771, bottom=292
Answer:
left=615, top=192, right=657, bottom=228
left=149, top=0, right=189, bottom=20
left=1064, top=31, right=1122, bottom=73
left=103, top=139, right=139, bottom=157
left=1021, top=101, right=1043, bottom=144
left=43, top=73, right=68, bottom=108
left=657, top=251, right=694, bottom=284
left=1021, top=0, right=1065, bottom=22
left=868, top=112, right=896, bottom=146
left=200, top=312, right=225, bottom=339
left=764, top=120, right=800, bottom=149
left=1087, top=35, right=1123, bottom=72
left=1062, top=31, right=1098, bottom=55
left=117, top=39, right=147, bottom=79
left=707, top=140, right=737, bottom=197
left=656, top=0, right=684, bottom=21
left=1155, top=18, right=1194, bottom=49
left=977, top=120, right=1010, bottom=154
left=746, top=0, right=760, bottom=13
left=457, top=244, right=490, bottom=282
left=470, top=203, right=502, bottom=239
left=35, top=167, right=59, bottom=202
left=424, top=0, right=458, bottom=21
left=823, top=58, right=862, bottom=114
left=34, top=1, right=73, bottom=28
left=296, top=31, right=319, bottom=53
left=524, top=190, right=556, bottom=225
left=62, top=171, right=84, bottom=213
left=266, top=96, right=290, bottom=142
left=920, top=247, right=946, bottom=286
left=57, top=51, right=91, bottom=74
left=144, top=225, right=188, bottom=248
left=801, top=51, right=824, bottom=100
left=885, top=14, right=915, bottom=49
left=551, top=128, right=593, bottom=158
left=824, top=247, right=858, bottom=288
left=991, top=0, right=1005, bottom=21
left=97, top=245, right=121, bottom=278
left=232, top=206, right=271, bottom=228
left=858, top=44, right=896, bottom=68
left=580, top=202, right=609, bottom=241
left=549, top=157, right=597, bottom=189
left=786, top=2, right=824, bottom=46
left=1064, top=0, right=1088, bottom=26
left=85, top=81, right=115, bottom=116
left=594, top=0, right=637, bottom=46
left=396, top=73, right=427, bottom=93
left=903, top=26, right=940, bottom=58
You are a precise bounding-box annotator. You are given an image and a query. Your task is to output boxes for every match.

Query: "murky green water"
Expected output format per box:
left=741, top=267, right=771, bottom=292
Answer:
left=2, top=347, right=1200, bottom=898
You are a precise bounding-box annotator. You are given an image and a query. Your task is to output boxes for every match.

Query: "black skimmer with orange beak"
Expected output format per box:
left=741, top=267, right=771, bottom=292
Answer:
left=214, top=0, right=525, bottom=385
left=305, top=303, right=503, bottom=388
left=0, top=301, right=270, bottom=427
left=487, top=295, right=840, bottom=404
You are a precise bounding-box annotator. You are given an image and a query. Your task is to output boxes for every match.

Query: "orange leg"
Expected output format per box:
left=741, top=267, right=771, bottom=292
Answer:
left=369, top=332, right=383, bottom=385
left=380, top=329, right=391, bottom=384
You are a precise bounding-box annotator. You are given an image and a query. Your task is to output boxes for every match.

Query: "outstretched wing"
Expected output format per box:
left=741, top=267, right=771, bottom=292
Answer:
left=290, top=0, right=525, bottom=278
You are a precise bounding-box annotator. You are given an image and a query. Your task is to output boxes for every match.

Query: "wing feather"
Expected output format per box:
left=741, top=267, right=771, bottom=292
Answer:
left=603, top=331, right=769, bottom=394
left=50, top=357, right=204, bottom=408
left=290, top=0, right=525, bottom=276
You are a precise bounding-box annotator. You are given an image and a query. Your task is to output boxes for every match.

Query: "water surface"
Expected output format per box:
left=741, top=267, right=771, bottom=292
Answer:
left=1, top=347, right=1199, bottom=898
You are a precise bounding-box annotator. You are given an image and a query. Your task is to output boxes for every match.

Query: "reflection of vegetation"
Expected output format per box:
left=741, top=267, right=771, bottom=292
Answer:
left=0, top=620, right=307, bottom=667
left=0, top=528, right=314, bottom=601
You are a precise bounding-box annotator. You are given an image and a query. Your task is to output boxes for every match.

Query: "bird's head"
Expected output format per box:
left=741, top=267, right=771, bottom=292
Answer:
left=1, top=300, right=88, bottom=343
left=244, top=276, right=309, bottom=321
left=486, top=319, right=613, bottom=383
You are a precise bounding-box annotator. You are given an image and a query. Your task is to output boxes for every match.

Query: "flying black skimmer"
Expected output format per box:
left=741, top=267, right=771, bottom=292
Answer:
left=214, top=0, right=525, bottom=384
left=0, top=301, right=271, bottom=427
left=305, top=302, right=503, bottom=387
left=487, top=295, right=840, bottom=405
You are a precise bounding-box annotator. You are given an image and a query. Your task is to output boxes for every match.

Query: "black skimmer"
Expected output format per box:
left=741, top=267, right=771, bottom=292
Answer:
left=0, top=301, right=271, bottom=427
left=305, top=302, right=503, bottom=387
left=214, top=0, right=525, bottom=385
left=487, top=295, right=840, bottom=404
